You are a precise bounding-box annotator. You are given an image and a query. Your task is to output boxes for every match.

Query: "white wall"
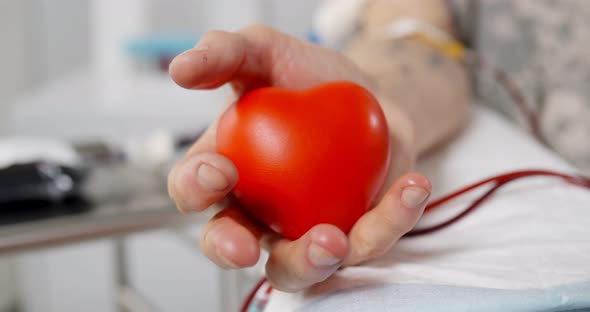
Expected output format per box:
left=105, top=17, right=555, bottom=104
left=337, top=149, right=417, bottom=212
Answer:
left=0, top=1, right=33, bottom=104
left=36, top=0, right=90, bottom=83
left=268, top=0, right=318, bottom=39
left=0, top=0, right=90, bottom=126
left=148, top=0, right=205, bottom=33
left=0, top=2, right=31, bottom=308
left=143, top=0, right=319, bottom=37
left=204, top=0, right=265, bottom=31
left=0, top=0, right=318, bottom=106
left=198, top=0, right=319, bottom=38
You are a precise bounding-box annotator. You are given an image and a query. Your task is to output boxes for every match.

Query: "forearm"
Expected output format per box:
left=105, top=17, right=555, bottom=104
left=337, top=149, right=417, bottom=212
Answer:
left=344, top=0, right=470, bottom=155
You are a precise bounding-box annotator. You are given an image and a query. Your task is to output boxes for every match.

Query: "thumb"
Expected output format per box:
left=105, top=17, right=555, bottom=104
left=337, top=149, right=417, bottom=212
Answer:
left=169, top=25, right=279, bottom=91
left=169, top=24, right=373, bottom=93
left=344, top=173, right=431, bottom=266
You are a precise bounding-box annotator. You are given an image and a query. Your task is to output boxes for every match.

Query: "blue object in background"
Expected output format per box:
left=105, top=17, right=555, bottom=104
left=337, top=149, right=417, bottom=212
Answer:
left=128, top=32, right=323, bottom=59
left=306, top=31, right=322, bottom=45
left=125, top=34, right=201, bottom=59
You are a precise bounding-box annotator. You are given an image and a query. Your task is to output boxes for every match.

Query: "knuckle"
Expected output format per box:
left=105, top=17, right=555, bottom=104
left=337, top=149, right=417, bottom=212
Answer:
left=354, top=231, right=386, bottom=260
left=199, top=230, right=213, bottom=259
left=382, top=213, right=414, bottom=237
left=378, top=194, right=416, bottom=235
left=199, top=29, right=229, bottom=42
left=265, top=254, right=309, bottom=292
left=166, top=167, right=178, bottom=200
left=265, top=270, right=291, bottom=291
left=240, top=24, right=275, bottom=37
left=198, top=230, right=209, bottom=255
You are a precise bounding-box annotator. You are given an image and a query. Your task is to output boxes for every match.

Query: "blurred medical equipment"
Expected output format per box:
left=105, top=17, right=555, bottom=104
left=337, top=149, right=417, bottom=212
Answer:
left=0, top=128, right=203, bottom=213
left=310, top=0, right=367, bottom=49
left=0, top=138, right=85, bottom=206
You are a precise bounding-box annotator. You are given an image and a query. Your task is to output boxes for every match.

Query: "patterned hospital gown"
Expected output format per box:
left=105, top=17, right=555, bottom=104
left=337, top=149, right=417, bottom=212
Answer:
left=452, top=0, right=590, bottom=174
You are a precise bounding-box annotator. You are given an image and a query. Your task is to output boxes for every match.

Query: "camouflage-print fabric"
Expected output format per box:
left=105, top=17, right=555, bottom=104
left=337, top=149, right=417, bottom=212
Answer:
left=453, top=0, right=590, bottom=174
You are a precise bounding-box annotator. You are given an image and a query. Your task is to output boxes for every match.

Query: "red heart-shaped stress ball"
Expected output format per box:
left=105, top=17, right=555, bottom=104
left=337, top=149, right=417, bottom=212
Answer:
left=216, top=81, right=391, bottom=240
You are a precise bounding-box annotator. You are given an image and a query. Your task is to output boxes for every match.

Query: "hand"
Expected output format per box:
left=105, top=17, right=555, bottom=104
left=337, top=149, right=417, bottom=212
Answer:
left=167, top=25, right=431, bottom=292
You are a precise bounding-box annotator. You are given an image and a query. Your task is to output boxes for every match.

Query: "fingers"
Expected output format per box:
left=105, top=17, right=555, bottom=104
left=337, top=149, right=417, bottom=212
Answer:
left=200, top=206, right=263, bottom=269
left=264, top=224, right=350, bottom=292
left=167, top=151, right=238, bottom=213
left=194, top=173, right=429, bottom=288
left=168, top=115, right=239, bottom=213
left=344, top=173, right=431, bottom=266
left=169, top=25, right=280, bottom=91
left=169, top=30, right=249, bottom=90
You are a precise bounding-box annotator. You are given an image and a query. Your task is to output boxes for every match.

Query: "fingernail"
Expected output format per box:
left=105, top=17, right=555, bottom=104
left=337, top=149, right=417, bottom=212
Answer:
left=401, top=186, right=429, bottom=209
left=206, top=226, right=239, bottom=269
left=308, top=243, right=341, bottom=267
left=197, top=163, right=229, bottom=191
left=170, top=46, right=209, bottom=71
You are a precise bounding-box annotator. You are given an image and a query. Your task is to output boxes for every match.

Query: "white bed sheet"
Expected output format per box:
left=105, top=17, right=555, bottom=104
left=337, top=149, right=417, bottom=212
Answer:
left=265, top=104, right=590, bottom=312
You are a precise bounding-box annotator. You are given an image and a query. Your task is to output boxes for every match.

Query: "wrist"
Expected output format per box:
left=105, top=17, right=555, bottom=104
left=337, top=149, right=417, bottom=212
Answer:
left=374, top=92, right=418, bottom=190
left=377, top=93, right=417, bottom=152
left=360, top=78, right=417, bottom=158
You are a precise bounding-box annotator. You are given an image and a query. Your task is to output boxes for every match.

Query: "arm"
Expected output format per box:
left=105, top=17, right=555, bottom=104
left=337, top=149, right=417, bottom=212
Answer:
left=346, top=0, right=470, bottom=155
